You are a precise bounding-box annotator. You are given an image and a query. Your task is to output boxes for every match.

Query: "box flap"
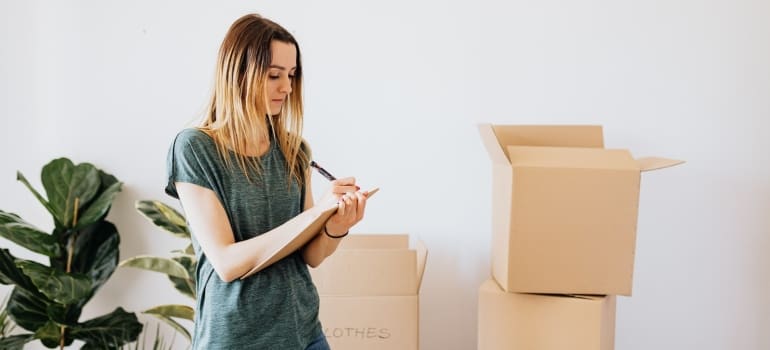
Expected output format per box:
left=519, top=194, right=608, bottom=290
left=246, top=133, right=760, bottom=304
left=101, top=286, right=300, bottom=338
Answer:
left=339, top=234, right=409, bottom=249
left=414, top=239, right=427, bottom=293
left=478, top=124, right=605, bottom=164
left=506, top=146, right=638, bottom=170
left=491, top=125, right=605, bottom=149
left=478, top=124, right=510, bottom=164
left=635, top=157, right=685, bottom=172
left=310, top=234, right=426, bottom=296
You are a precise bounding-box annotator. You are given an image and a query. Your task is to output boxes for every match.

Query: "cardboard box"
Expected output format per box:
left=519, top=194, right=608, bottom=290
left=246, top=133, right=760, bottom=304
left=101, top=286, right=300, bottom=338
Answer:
left=310, top=234, right=427, bottom=350
left=478, top=124, right=683, bottom=295
left=478, top=278, right=616, bottom=350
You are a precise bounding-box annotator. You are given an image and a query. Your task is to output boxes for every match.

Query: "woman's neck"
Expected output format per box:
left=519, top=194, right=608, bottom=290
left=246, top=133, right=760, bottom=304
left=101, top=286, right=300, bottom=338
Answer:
left=242, top=138, right=271, bottom=157
left=206, top=128, right=272, bottom=157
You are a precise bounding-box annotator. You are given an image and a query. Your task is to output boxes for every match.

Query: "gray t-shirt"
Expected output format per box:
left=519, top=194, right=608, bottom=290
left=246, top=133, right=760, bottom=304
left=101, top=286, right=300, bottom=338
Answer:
left=165, top=128, right=322, bottom=349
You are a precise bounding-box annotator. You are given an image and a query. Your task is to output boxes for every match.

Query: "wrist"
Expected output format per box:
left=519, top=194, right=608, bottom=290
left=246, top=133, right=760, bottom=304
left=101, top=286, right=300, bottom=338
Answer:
left=323, top=224, right=348, bottom=239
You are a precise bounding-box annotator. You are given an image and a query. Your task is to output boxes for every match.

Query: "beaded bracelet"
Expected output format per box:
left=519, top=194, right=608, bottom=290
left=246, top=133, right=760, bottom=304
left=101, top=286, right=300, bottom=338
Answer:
left=323, top=225, right=349, bottom=239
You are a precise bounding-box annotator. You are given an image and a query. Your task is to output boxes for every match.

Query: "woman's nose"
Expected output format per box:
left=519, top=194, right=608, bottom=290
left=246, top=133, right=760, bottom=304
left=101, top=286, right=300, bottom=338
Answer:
left=280, top=77, right=292, bottom=94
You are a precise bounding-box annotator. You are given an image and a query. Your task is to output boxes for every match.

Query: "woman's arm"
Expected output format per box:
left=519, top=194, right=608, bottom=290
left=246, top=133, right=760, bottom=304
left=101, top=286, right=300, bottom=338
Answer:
left=176, top=179, right=359, bottom=282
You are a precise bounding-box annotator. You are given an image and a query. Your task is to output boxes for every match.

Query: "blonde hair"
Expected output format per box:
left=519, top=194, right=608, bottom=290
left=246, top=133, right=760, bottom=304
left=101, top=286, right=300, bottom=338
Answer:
left=199, top=13, right=309, bottom=186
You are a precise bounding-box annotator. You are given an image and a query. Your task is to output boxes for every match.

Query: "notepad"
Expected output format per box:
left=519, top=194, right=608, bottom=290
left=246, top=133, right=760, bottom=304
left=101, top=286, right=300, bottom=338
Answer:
left=239, top=188, right=379, bottom=279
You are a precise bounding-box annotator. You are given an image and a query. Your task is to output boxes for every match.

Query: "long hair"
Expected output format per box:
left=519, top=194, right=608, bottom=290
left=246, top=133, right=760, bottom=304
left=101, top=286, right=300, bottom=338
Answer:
left=199, top=13, right=309, bottom=186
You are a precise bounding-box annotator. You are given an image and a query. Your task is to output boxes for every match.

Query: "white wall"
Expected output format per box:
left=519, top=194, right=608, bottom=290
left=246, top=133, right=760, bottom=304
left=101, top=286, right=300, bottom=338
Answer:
left=1, top=0, right=768, bottom=349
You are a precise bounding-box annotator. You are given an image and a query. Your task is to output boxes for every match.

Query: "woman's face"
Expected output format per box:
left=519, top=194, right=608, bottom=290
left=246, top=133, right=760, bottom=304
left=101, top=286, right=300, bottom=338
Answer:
left=266, top=40, right=297, bottom=115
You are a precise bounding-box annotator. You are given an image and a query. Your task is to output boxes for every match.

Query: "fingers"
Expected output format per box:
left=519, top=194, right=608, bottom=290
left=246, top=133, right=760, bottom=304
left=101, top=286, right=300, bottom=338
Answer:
left=338, top=192, right=356, bottom=218
left=329, top=177, right=357, bottom=197
left=327, top=185, right=368, bottom=236
left=331, top=177, right=356, bottom=187
left=355, top=191, right=367, bottom=221
left=337, top=192, right=347, bottom=216
left=334, top=191, right=367, bottom=224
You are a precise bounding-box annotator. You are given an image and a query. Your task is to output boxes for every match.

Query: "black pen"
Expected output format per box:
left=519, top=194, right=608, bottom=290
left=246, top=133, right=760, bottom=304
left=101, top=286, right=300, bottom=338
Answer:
left=309, top=161, right=336, bottom=181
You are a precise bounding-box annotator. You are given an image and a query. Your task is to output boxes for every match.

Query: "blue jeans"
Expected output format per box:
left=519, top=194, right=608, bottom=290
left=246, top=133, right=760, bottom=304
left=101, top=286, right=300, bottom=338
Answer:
left=305, top=334, right=330, bottom=350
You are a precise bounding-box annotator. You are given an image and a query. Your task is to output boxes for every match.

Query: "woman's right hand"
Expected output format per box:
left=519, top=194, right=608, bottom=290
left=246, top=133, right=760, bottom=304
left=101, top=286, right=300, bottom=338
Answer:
left=318, top=177, right=359, bottom=205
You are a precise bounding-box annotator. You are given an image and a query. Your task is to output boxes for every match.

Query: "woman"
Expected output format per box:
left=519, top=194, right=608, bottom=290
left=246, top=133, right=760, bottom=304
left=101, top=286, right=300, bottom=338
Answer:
left=165, top=13, right=368, bottom=349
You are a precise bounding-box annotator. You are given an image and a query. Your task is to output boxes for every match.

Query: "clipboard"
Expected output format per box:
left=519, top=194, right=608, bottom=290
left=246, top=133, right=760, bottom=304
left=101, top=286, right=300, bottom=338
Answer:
left=239, top=187, right=379, bottom=279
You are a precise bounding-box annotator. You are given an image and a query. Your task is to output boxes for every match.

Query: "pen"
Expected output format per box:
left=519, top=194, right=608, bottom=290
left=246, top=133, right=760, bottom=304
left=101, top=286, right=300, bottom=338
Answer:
left=309, top=161, right=337, bottom=181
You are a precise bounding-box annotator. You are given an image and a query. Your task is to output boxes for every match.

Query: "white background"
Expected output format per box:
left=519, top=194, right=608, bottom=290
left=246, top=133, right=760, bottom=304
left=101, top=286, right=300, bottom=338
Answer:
left=1, top=1, right=768, bottom=349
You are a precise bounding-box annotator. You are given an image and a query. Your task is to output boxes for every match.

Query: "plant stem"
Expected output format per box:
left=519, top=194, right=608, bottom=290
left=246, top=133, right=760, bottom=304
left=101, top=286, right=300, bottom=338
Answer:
left=60, top=197, right=80, bottom=350
left=67, top=197, right=79, bottom=271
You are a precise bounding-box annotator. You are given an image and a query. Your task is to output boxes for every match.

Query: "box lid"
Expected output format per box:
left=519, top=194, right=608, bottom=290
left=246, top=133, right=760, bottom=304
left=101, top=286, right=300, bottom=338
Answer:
left=506, top=146, right=685, bottom=172
left=478, top=124, right=605, bottom=164
left=479, top=278, right=611, bottom=305
left=310, top=234, right=428, bottom=296
left=506, top=146, right=639, bottom=170
left=636, top=157, right=685, bottom=171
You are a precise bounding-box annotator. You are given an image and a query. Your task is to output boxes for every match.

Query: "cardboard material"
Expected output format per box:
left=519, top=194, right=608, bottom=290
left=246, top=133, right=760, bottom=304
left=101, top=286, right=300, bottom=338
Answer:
left=311, top=234, right=426, bottom=296
left=478, top=124, right=683, bottom=295
left=478, top=279, right=616, bottom=350
left=310, top=234, right=427, bottom=350
left=319, top=295, right=418, bottom=350
left=240, top=188, right=379, bottom=279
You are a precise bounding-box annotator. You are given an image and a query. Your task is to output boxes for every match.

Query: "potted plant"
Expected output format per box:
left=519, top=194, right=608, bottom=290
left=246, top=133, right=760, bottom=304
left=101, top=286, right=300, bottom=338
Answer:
left=119, top=200, right=195, bottom=344
left=0, top=293, right=27, bottom=349
left=0, top=158, right=142, bottom=349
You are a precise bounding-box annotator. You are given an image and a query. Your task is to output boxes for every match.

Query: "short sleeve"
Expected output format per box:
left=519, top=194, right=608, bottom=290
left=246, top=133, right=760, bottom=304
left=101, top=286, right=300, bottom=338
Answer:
left=165, top=129, right=219, bottom=199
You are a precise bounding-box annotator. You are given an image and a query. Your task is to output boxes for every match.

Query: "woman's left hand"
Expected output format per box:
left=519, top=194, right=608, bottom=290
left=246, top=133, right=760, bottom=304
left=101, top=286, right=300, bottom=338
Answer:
left=325, top=190, right=368, bottom=236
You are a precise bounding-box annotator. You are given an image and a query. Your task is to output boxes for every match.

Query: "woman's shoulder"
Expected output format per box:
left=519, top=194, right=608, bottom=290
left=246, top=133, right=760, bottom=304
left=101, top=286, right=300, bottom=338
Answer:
left=175, top=127, right=211, bottom=143
left=174, top=128, right=219, bottom=149
left=170, top=128, right=220, bottom=159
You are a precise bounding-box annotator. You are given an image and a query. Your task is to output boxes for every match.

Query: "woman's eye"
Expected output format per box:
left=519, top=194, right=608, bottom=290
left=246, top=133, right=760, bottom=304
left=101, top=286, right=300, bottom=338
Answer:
left=288, top=75, right=295, bottom=80
left=269, top=75, right=280, bottom=80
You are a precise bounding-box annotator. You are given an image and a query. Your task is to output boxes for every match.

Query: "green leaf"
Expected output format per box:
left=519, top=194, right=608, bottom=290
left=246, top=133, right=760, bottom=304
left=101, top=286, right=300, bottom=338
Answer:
left=168, top=277, right=195, bottom=300
left=70, top=307, right=142, bottom=348
left=0, top=250, right=37, bottom=292
left=0, top=211, right=61, bottom=257
left=45, top=302, right=69, bottom=325
left=69, top=221, right=119, bottom=298
left=40, top=158, right=101, bottom=229
left=7, top=288, right=49, bottom=331
left=135, top=200, right=190, bottom=238
left=119, top=256, right=189, bottom=279
left=16, top=261, right=92, bottom=305
left=15, top=171, right=61, bottom=228
left=34, top=320, right=62, bottom=348
left=170, top=245, right=195, bottom=256
left=143, top=304, right=193, bottom=321
left=97, top=170, right=119, bottom=196
left=169, top=255, right=196, bottom=299
left=0, top=334, right=34, bottom=349
left=76, top=181, right=122, bottom=230
left=145, top=313, right=191, bottom=343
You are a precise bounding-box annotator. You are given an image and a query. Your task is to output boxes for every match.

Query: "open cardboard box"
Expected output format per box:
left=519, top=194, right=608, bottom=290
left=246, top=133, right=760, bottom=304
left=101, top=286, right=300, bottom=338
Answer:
left=310, top=234, right=427, bottom=350
left=478, top=124, right=683, bottom=295
left=478, top=278, right=616, bottom=350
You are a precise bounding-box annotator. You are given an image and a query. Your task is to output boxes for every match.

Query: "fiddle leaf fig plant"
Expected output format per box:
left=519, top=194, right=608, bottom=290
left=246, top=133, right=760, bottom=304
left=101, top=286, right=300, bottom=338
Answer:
left=119, top=200, right=195, bottom=343
left=0, top=158, right=142, bottom=349
left=0, top=293, right=32, bottom=350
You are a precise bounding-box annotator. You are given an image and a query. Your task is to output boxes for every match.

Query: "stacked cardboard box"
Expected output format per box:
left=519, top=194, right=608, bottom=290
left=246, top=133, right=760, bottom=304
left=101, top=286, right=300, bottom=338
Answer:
left=309, top=234, right=427, bottom=350
left=477, top=124, right=682, bottom=350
